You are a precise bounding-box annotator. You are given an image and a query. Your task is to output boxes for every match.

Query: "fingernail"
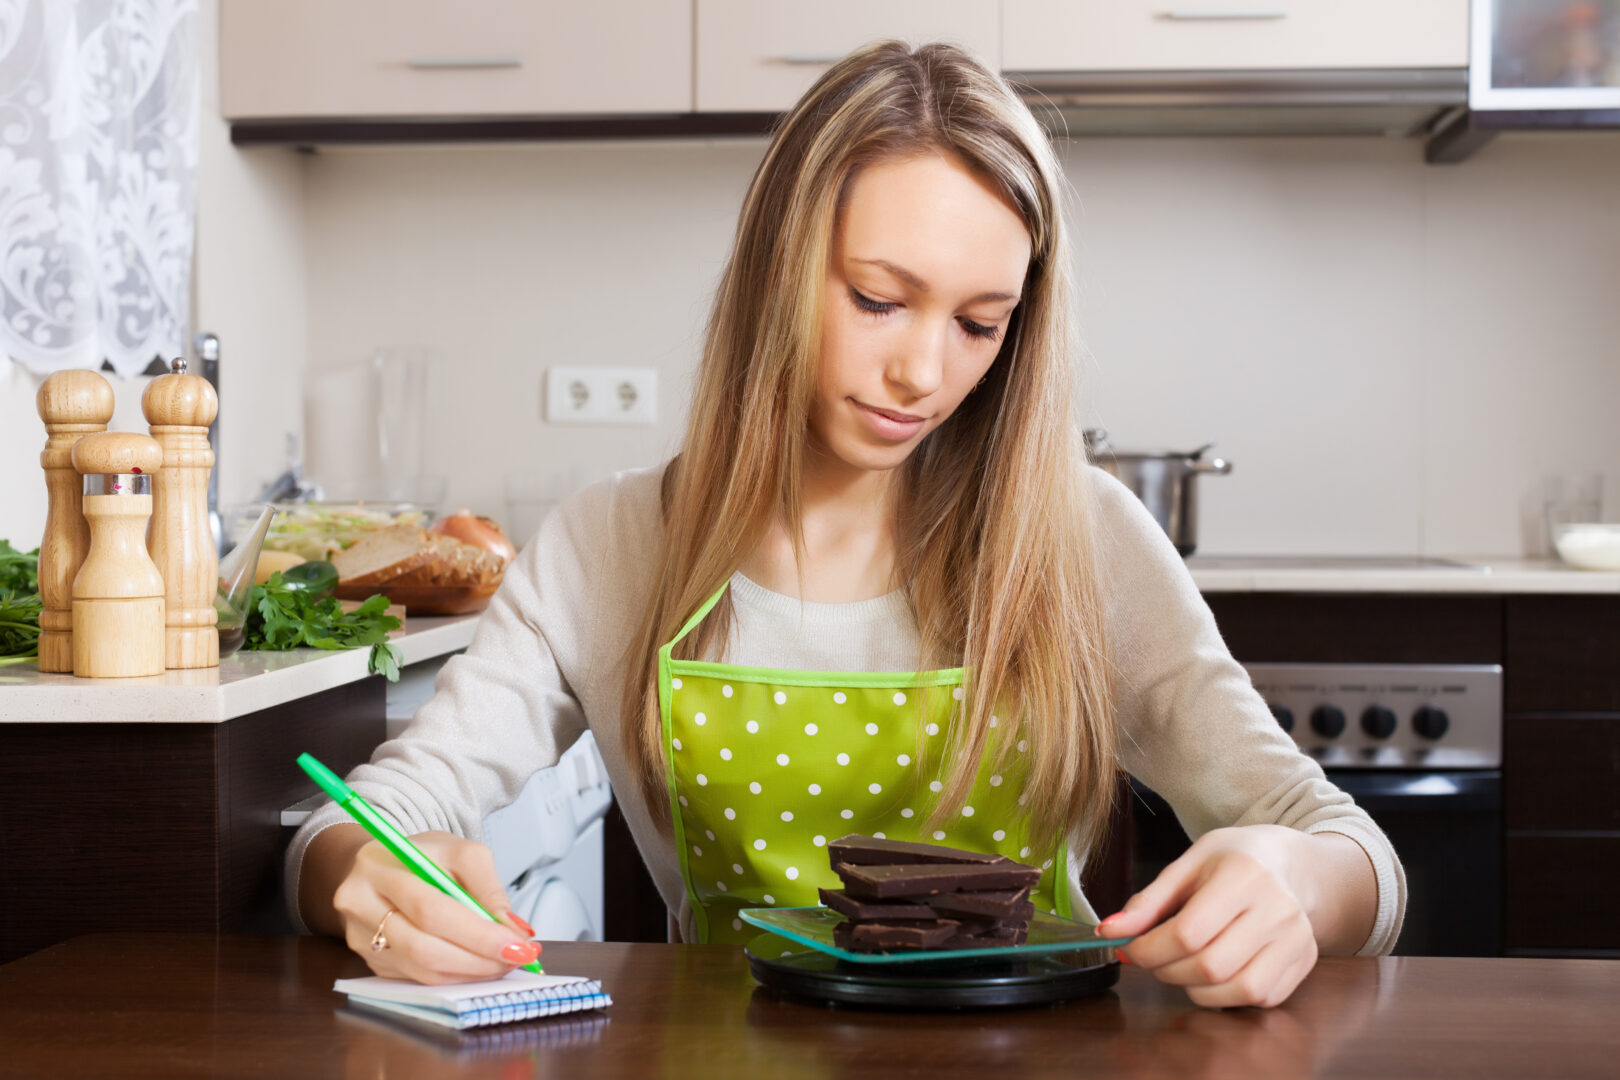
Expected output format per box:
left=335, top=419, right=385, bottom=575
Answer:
left=1117, top=953, right=1132, bottom=966
left=505, top=911, right=535, bottom=938
left=501, top=942, right=540, bottom=965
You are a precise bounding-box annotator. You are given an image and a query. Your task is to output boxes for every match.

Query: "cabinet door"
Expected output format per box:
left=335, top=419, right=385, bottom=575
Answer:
left=696, top=1, right=1000, bottom=113
left=1003, top=0, right=1468, bottom=73
left=221, top=0, right=691, bottom=120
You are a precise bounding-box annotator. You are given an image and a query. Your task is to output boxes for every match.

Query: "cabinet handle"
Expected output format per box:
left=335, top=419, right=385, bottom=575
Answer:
left=1158, top=10, right=1288, bottom=20
left=776, top=54, right=842, bottom=65
left=406, top=56, right=523, bottom=70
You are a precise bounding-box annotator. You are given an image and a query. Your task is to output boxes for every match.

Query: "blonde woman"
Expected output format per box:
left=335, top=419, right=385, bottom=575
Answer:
left=291, top=41, right=1403, bottom=1008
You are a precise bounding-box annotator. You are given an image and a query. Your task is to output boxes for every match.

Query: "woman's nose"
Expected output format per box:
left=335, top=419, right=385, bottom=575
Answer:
left=886, top=318, right=948, bottom=399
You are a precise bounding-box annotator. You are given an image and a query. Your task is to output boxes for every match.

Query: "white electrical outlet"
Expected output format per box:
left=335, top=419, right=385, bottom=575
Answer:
left=544, top=366, right=657, bottom=425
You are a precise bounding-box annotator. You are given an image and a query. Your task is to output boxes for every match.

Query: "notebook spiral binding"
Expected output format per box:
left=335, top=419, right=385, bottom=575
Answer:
left=458, top=980, right=609, bottom=1025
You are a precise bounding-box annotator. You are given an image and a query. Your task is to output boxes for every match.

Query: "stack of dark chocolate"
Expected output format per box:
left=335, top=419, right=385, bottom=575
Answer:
left=819, top=834, right=1040, bottom=952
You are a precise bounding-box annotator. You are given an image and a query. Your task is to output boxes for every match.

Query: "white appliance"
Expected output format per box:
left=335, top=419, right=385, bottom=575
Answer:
left=376, top=664, right=613, bottom=940
left=481, top=732, right=614, bottom=942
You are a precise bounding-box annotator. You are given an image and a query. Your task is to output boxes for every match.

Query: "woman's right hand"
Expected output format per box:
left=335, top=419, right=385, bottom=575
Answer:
left=325, top=827, right=540, bottom=984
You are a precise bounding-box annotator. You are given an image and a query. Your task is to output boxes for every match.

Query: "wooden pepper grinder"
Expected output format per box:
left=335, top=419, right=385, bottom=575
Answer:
left=70, top=432, right=167, bottom=678
left=36, top=370, right=116, bottom=672
left=143, top=357, right=220, bottom=668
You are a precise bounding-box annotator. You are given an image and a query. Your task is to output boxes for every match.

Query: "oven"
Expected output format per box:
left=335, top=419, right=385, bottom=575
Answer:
left=1129, top=662, right=1503, bottom=957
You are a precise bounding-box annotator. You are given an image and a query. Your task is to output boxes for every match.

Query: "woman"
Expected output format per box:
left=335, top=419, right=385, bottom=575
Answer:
left=290, top=41, right=1404, bottom=1008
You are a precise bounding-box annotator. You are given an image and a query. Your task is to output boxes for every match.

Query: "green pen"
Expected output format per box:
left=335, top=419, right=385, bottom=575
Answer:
left=296, top=752, right=543, bottom=974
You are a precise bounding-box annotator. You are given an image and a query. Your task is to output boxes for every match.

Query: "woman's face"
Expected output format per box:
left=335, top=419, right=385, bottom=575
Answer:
left=810, top=152, right=1031, bottom=478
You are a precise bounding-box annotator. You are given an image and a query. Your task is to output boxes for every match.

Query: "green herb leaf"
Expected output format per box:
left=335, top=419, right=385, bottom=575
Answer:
left=0, top=540, right=41, bottom=661
left=241, top=570, right=402, bottom=681
left=369, top=642, right=403, bottom=682
left=0, top=540, right=40, bottom=598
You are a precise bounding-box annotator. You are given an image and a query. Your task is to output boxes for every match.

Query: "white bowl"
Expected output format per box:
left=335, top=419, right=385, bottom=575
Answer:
left=1552, top=523, right=1620, bottom=571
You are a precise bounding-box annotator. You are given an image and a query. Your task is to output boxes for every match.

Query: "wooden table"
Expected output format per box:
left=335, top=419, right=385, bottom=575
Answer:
left=1, top=935, right=1615, bottom=1078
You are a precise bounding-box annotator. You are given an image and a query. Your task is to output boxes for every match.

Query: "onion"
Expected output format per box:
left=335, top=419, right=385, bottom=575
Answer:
left=431, top=509, right=516, bottom=564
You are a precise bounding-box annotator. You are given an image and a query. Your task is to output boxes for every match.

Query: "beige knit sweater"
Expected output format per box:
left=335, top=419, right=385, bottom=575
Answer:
left=287, top=463, right=1406, bottom=953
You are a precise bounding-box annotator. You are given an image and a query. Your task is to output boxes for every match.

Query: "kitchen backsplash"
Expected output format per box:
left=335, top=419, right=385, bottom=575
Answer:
left=3, top=125, right=1617, bottom=555
left=295, top=132, right=1620, bottom=557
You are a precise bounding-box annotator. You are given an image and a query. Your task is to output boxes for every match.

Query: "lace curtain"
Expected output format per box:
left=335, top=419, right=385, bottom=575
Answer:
left=0, top=0, right=198, bottom=378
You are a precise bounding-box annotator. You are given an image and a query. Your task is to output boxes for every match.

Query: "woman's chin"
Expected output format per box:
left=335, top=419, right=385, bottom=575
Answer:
left=826, top=438, right=919, bottom=477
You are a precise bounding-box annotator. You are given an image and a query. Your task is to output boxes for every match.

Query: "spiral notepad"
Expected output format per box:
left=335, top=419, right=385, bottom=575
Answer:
left=334, top=969, right=611, bottom=1030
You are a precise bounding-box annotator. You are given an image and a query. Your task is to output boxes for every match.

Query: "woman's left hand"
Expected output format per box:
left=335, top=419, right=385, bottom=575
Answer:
left=1095, top=825, right=1320, bottom=1009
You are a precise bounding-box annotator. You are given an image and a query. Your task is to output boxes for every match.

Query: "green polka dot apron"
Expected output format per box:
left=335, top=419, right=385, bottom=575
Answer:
left=658, top=581, right=1072, bottom=944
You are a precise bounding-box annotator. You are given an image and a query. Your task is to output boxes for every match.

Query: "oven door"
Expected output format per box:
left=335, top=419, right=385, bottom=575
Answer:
left=1327, top=769, right=1501, bottom=958
left=1129, top=769, right=1502, bottom=958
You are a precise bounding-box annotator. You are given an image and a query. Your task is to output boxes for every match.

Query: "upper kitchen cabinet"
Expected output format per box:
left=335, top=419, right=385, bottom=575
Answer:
left=220, top=0, right=691, bottom=122
left=1002, top=1, right=1469, bottom=73
left=695, top=1, right=1000, bottom=113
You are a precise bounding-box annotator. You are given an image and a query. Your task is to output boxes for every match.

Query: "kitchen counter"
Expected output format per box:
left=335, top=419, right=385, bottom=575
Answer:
left=1188, top=555, right=1620, bottom=594
left=0, top=612, right=478, bottom=723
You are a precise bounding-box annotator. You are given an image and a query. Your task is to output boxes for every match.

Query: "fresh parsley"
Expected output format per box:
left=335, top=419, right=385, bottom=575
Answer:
left=243, top=569, right=403, bottom=681
left=0, top=539, right=38, bottom=595
left=0, top=540, right=41, bottom=666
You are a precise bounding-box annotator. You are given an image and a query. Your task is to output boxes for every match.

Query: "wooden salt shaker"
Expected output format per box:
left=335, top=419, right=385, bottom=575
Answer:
left=35, top=370, right=116, bottom=672
left=70, top=432, right=167, bottom=678
left=143, top=357, right=220, bottom=668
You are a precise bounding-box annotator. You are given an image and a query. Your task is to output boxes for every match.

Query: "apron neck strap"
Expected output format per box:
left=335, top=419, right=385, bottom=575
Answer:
left=662, top=579, right=731, bottom=654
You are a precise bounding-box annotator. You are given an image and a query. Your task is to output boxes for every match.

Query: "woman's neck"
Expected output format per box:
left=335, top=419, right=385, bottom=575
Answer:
left=738, top=443, right=904, bottom=603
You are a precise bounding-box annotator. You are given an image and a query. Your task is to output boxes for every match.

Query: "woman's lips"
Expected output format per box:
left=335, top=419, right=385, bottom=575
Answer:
left=853, top=399, right=927, bottom=442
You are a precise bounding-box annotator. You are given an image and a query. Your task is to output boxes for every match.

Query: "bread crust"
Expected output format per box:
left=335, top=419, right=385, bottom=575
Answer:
left=334, top=524, right=506, bottom=589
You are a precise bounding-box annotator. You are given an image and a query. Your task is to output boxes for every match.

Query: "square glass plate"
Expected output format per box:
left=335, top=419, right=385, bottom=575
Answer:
left=739, top=906, right=1134, bottom=966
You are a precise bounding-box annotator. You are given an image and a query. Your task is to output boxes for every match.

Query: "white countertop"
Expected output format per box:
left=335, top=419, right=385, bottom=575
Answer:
left=1187, top=556, right=1620, bottom=594
left=0, top=613, right=479, bottom=724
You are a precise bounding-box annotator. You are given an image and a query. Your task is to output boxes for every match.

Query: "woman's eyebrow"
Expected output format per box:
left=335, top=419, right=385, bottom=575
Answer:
left=852, top=257, right=1019, bottom=305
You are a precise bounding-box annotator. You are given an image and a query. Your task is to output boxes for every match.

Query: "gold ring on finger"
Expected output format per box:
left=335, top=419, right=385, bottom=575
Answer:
left=370, top=908, right=397, bottom=952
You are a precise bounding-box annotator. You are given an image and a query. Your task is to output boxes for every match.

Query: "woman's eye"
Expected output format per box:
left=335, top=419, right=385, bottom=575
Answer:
left=848, top=286, right=897, bottom=315
left=960, top=318, right=1001, bottom=343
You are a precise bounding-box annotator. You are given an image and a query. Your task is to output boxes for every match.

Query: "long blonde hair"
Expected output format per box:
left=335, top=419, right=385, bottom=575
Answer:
left=623, top=40, right=1115, bottom=859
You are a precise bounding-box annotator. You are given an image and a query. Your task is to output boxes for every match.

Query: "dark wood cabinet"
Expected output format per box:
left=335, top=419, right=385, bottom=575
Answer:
left=0, top=682, right=383, bottom=965
left=1501, top=596, right=1620, bottom=956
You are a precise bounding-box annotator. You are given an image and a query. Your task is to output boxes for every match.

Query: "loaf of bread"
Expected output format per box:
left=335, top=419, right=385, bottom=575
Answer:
left=331, top=525, right=504, bottom=589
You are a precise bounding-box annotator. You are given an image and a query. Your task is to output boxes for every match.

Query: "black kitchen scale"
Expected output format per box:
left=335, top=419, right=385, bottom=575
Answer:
left=744, top=934, right=1121, bottom=1010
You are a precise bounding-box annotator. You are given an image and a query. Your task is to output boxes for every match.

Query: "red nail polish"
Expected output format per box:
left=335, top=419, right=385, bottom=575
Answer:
left=501, top=942, right=539, bottom=965
left=1117, top=953, right=1132, bottom=966
left=507, top=911, right=535, bottom=937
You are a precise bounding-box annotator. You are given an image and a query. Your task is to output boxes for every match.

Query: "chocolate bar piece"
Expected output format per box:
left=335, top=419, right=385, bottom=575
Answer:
left=836, top=860, right=1041, bottom=900
left=818, top=887, right=940, bottom=922
left=942, top=914, right=1028, bottom=935
left=940, top=925, right=1028, bottom=950
left=928, top=887, right=1035, bottom=920
left=834, top=919, right=961, bottom=951
left=827, top=834, right=1007, bottom=867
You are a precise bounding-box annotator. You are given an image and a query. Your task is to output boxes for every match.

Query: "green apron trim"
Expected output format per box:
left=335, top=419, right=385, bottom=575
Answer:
left=668, top=658, right=965, bottom=688
left=658, top=579, right=1073, bottom=944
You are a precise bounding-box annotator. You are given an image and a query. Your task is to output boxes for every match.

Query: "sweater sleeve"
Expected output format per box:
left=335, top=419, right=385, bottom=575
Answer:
left=282, top=478, right=613, bottom=933
left=1088, top=467, right=1407, bottom=956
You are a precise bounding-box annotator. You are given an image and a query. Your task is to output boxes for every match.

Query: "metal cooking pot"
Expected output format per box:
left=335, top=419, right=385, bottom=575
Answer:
left=1083, top=429, right=1233, bottom=556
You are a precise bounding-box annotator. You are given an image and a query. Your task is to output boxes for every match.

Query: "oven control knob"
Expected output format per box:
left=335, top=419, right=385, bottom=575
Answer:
left=1310, top=705, right=1346, bottom=739
left=1413, top=705, right=1449, bottom=740
left=1361, top=705, right=1398, bottom=740
left=1269, top=702, right=1295, bottom=734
